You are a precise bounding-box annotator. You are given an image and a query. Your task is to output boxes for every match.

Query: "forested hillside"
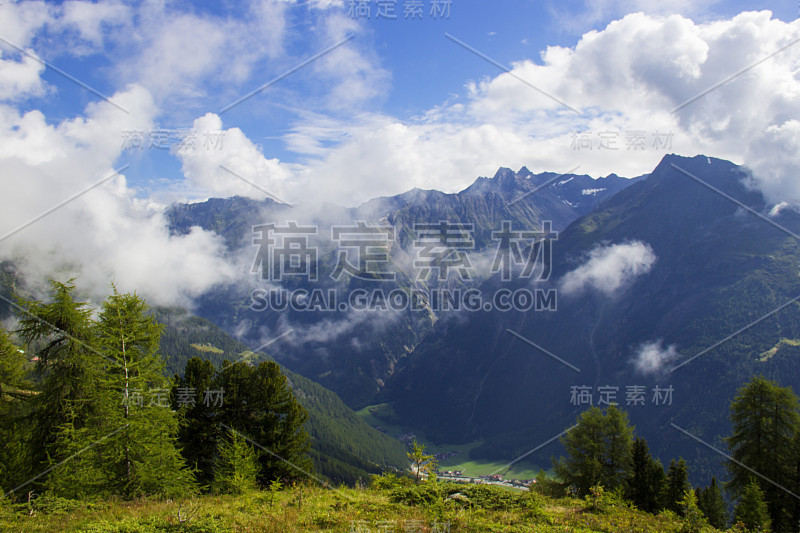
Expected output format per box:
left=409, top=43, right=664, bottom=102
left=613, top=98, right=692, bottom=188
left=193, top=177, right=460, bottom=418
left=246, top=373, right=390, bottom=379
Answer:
left=154, top=307, right=409, bottom=483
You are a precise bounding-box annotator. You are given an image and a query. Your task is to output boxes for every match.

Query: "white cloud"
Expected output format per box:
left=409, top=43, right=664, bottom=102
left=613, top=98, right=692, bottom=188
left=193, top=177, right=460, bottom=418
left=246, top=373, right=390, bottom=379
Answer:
left=2, top=5, right=800, bottom=312
left=0, top=86, right=239, bottom=308
left=560, top=241, right=656, bottom=296
left=114, top=1, right=290, bottom=103
left=176, top=113, right=294, bottom=201
left=0, top=52, right=46, bottom=100
left=549, top=0, right=719, bottom=34
left=57, top=1, right=130, bottom=50
left=0, top=1, right=52, bottom=48
left=632, top=340, right=679, bottom=374
left=260, top=10, right=800, bottom=207
left=310, top=13, right=391, bottom=109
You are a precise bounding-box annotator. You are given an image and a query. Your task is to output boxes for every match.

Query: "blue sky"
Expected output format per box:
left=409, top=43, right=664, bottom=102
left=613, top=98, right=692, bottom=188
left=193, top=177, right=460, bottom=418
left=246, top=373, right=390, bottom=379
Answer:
left=9, top=0, right=798, bottom=202
left=1, top=0, right=800, bottom=304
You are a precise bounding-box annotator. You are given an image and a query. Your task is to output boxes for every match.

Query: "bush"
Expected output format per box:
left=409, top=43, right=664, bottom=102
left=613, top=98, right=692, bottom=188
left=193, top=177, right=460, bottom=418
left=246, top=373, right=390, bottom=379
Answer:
left=389, top=482, right=444, bottom=506
left=387, top=481, right=529, bottom=513
left=525, top=489, right=552, bottom=523
left=456, top=484, right=525, bottom=511
left=371, top=472, right=413, bottom=491
left=583, top=485, right=628, bottom=514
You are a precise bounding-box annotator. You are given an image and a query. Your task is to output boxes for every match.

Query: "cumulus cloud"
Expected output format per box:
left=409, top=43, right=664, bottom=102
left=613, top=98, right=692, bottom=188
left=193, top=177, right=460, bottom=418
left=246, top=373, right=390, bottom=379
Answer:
left=0, top=85, right=239, bottom=308
left=2, top=4, right=800, bottom=311
left=560, top=241, right=656, bottom=296
left=254, top=10, right=800, bottom=206
left=0, top=52, right=46, bottom=100
left=176, top=113, right=294, bottom=201
left=632, top=340, right=679, bottom=374
left=109, top=0, right=291, bottom=107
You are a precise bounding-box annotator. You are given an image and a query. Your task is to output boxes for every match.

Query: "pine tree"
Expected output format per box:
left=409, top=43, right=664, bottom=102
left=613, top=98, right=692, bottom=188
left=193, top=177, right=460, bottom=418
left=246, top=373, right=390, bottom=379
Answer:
left=734, top=480, right=771, bottom=532
left=697, top=477, right=727, bottom=530
left=790, top=431, right=800, bottom=529
left=663, top=458, right=690, bottom=516
left=212, top=427, right=260, bottom=494
left=172, top=357, right=219, bottom=488
left=553, top=405, right=634, bottom=496
left=176, top=358, right=313, bottom=489
left=728, top=376, right=799, bottom=530
left=216, top=360, right=312, bottom=486
left=679, top=489, right=708, bottom=532
left=17, top=284, right=195, bottom=499
left=625, top=437, right=664, bottom=513
left=0, top=327, right=28, bottom=408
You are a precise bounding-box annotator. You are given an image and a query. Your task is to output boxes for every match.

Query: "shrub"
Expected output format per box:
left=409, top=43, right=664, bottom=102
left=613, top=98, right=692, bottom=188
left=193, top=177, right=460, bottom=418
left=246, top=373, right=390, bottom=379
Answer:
left=389, top=482, right=444, bottom=506
left=371, top=472, right=413, bottom=491
left=584, top=485, right=628, bottom=514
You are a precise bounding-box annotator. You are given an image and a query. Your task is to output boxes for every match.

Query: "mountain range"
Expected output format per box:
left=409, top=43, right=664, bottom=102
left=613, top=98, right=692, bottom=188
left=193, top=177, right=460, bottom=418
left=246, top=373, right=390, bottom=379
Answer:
left=164, top=154, right=800, bottom=484
left=5, top=154, right=796, bottom=486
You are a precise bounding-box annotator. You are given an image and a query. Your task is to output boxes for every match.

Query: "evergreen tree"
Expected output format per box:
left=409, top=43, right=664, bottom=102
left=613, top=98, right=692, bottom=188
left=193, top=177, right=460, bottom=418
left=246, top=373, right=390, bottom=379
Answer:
left=94, top=288, right=195, bottom=498
left=15, top=280, right=104, bottom=488
left=407, top=440, right=437, bottom=482
left=216, top=360, right=312, bottom=485
left=212, top=427, right=260, bottom=495
left=625, top=437, right=664, bottom=513
left=734, top=480, right=771, bottom=532
left=679, top=489, right=708, bottom=532
left=727, top=376, right=799, bottom=530
left=663, top=458, right=690, bottom=516
left=175, top=358, right=312, bottom=489
left=648, top=458, right=668, bottom=510
left=697, top=477, right=727, bottom=530
left=14, top=283, right=195, bottom=499
left=0, top=327, right=28, bottom=408
left=553, top=405, right=634, bottom=496
left=172, top=357, right=219, bottom=487
left=0, top=327, right=32, bottom=496
left=790, top=431, right=800, bottom=529
left=40, top=288, right=194, bottom=499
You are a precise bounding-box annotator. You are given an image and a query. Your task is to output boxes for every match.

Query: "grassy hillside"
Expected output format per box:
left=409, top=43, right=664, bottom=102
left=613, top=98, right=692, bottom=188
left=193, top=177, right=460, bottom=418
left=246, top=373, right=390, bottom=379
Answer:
left=0, top=479, right=725, bottom=532
left=154, top=307, right=409, bottom=484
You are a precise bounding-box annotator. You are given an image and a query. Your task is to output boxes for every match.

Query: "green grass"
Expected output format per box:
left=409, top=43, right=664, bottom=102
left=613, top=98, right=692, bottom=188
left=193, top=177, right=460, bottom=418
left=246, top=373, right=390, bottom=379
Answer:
left=0, top=479, right=728, bottom=532
left=759, top=337, right=800, bottom=361
left=438, top=458, right=542, bottom=480
left=189, top=343, right=224, bottom=354
left=356, top=403, right=407, bottom=438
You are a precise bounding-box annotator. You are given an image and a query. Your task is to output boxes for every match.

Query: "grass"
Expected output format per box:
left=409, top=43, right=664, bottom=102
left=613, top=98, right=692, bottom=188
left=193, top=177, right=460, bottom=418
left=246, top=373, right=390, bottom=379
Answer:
left=189, top=343, right=224, bottom=354
left=0, top=478, right=727, bottom=532
left=438, top=458, right=542, bottom=481
left=759, top=337, right=800, bottom=361
left=356, top=403, right=407, bottom=437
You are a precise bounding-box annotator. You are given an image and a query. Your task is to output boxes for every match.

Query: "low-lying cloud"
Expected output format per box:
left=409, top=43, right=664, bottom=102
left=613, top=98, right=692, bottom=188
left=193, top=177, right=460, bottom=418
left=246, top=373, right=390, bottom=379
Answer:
left=560, top=241, right=656, bottom=296
left=632, top=340, right=679, bottom=375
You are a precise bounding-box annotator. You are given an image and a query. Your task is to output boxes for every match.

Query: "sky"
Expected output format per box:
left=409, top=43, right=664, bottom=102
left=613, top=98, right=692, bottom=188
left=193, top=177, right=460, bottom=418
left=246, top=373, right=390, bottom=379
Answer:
left=1, top=0, right=799, bottom=306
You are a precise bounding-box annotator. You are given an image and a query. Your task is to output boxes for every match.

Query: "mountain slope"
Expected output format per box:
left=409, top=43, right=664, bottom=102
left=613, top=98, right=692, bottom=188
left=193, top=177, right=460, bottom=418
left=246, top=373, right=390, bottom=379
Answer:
left=154, top=307, right=408, bottom=484
left=165, top=167, right=641, bottom=407
left=385, top=154, right=800, bottom=483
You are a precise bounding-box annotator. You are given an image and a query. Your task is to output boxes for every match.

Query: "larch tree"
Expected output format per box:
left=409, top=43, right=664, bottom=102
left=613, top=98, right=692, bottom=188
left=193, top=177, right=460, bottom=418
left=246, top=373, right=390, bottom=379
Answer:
left=15, top=280, right=105, bottom=495
left=94, top=287, right=195, bottom=498
left=727, top=376, right=799, bottom=530
left=553, top=405, right=634, bottom=496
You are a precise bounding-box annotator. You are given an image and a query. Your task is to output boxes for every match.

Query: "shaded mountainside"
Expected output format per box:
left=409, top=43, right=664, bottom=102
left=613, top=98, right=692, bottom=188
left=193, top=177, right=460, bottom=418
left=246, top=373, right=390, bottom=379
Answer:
left=154, top=307, right=408, bottom=485
left=165, top=167, right=642, bottom=408
left=385, top=154, right=800, bottom=484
